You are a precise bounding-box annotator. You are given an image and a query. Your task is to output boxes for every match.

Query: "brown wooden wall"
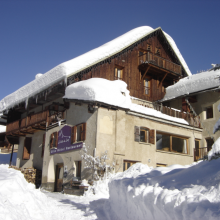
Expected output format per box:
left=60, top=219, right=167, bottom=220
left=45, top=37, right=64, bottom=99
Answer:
left=73, top=35, right=180, bottom=102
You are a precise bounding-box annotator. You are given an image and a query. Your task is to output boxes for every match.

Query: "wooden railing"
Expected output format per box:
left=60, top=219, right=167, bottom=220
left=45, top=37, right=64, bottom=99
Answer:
left=139, top=52, right=181, bottom=75
left=153, top=104, right=201, bottom=128
left=194, top=147, right=209, bottom=161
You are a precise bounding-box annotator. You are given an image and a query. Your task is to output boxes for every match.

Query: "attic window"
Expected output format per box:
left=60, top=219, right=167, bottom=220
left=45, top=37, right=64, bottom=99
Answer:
left=206, top=106, right=213, bottom=119
left=155, top=47, right=161, bottom=56
left=147, top=44, right=152, bottom=51
left=115, top=66, right=123, bottom=80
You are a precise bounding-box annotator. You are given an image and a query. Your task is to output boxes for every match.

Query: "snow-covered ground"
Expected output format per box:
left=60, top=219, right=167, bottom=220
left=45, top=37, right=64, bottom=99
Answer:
left=1, top=158, right=220, bottom=220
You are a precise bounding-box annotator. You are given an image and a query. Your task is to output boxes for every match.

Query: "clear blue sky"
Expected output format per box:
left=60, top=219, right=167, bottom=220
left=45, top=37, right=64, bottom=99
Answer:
left=0, top=0, right=219, bottom=101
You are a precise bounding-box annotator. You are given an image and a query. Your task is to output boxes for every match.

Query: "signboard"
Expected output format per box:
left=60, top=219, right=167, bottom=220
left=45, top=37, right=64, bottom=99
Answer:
left=50, top=125, right=84, bottom=155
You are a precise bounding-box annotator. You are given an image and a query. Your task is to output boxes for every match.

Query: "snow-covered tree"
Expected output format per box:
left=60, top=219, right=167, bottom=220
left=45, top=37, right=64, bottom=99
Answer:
left=80, top=145, right=115, bottom=180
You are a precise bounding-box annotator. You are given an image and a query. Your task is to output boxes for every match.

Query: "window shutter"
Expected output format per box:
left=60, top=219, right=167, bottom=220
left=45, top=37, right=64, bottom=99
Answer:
left=115, top=68, right=117, bottom=78
left=41, top=134, right=45, bottom=158
left=134, top=126, right=140, bottom=142
left=23, top=137, right=32, bottom=160
left=71, top=126, right=77, bottom=144
left=50, top=133, right=54, bottom=148
left=81, top=123, right=86, bottom=141
left=54, top=132, right=58, bottom=148
left=149, top=130, right=155, bottom=144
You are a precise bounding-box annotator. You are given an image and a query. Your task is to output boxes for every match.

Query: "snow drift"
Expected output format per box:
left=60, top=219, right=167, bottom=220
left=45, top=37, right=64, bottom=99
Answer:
left=64, top=78, right=188, bottom=125
left=0, top=26, right=191, bottom=113
left=106, top=162, right=220, bottom=220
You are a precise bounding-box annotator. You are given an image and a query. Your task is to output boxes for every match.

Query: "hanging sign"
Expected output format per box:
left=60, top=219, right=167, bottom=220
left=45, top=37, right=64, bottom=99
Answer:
left=50, top=125, right=83, bottom=155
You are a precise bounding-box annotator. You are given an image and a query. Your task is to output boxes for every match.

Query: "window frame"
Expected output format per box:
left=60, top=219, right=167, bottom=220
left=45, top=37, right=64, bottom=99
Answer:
left=156, top=132, right=189, bottom=154
left=114, top=65, right=124, bottom=80
left=71, top=123, right=86, bottom=144
left=134, top=126, right=155, bottom=144
left=123, top=160, right=138, bottom=171
left=143, top=76, right=151, bottom=96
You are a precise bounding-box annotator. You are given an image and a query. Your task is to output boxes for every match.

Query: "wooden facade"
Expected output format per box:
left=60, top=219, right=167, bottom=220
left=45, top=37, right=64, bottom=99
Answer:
left=67, top=34, right=183, bottom=102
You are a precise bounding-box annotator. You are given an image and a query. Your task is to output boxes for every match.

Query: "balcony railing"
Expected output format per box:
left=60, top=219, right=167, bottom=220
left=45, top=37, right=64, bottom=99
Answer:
left=139, top=52, right=181, bottom=75
left=194, top=147, right=209, bottom=161
left=6, top=110, right=65, bottom=135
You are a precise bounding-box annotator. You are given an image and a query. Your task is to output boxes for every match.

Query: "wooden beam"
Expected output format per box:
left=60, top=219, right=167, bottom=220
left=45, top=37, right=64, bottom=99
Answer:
left=141, top=66, right=151, bottom=80
left=158, top=73, right=168, bottom=88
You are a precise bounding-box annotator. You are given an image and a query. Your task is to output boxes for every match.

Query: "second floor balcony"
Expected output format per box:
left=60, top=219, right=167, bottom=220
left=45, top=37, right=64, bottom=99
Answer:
left=6, top=110, right=65, bottom=136
left=138, top=52, right=182, bottom=76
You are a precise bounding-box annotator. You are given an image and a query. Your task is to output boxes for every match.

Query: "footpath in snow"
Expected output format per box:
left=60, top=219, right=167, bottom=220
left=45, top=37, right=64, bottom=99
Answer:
left=1, top=158, right=220, bottom=220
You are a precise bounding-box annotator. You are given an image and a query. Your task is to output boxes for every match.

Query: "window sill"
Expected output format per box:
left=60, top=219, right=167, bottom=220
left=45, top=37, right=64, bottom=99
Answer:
left=156, top=149, right=192, bottom=156
left=139, top=142, right=151, bottom=146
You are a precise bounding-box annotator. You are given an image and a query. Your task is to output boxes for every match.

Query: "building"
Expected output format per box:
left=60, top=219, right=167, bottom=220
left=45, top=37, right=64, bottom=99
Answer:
left=0, top=26, right=203, bottom=193
left=161, top=66, right=220, bottom=161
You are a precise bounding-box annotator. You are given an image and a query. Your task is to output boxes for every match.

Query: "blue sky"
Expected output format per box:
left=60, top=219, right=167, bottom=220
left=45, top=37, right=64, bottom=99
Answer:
left=0, top=0, right=219, bottom=101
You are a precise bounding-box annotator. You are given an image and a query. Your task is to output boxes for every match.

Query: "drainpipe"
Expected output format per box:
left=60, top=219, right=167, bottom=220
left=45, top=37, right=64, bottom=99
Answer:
left=9, top=144, right=14, bottom=166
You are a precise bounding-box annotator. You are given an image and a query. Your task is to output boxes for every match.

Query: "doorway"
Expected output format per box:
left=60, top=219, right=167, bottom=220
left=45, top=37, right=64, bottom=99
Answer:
left=75, top=161, right=81, bottom=179
left=55, top=163, right=64, bottom=192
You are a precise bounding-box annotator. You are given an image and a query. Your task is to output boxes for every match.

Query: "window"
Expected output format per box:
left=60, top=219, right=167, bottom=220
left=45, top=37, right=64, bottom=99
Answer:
left=194, top=139, right=201, bottom=160
left=71, top=123, right=86, bottom=143
left=23, top=137, right=32, bottom=160
left=147, top=44, right=152, bottom=51
left=50, top=132, right=58, bottom=148
left=155, top=47, right=161, bottom=56
left=156, top=132, right=188, bottom=154
left=115, top=66, right=123, bottom=80
left=123, top=160, right=137, bottom=171
left=134, top=126, right=155, bottom=144
left=156, top=163, right=167, bottom=167
left=41, top=134, right=45, bottom=158
left=206, top=106, right=213, bottom=119
left=144, top=78, right=151, bottom=96
left=206, top=138, right=214, bottom=152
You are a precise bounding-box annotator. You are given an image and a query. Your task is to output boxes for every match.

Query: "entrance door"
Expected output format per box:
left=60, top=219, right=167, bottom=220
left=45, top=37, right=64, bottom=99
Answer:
left=55, top=163, right=64, bottom=192
left=76, top=161, right=81, bottom=179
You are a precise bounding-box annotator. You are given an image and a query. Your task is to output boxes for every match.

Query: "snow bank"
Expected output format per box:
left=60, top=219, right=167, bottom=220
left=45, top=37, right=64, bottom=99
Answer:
left=0, top=26, right=191, bottom=113
left=106, top=161, right=220, bottom=220
left=0, top=125, right=6, bottom=133
left=208, top=137, right=220, bottom=160
left=0, top=165, right=74, bottom=220
left=163, top=69, right=220, bottom=101
left=64, top=78, right=188, bottom=125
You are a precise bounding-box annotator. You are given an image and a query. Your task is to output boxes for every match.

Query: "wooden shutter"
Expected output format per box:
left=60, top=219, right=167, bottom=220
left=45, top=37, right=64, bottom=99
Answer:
left=41, top=133, right=45, bottom=158
left=23, top=137, right=32, bottom=160
left=54, top=132, right=58, bottom=148
left=50, top=133, right=54, bottom=148
left=134, top=126, right=140, bottom=142
left=149, top=130, right=155, bottom=144
left=71, top=126, right=77, bottom=144
left=81, top=123, right=86, bottom=141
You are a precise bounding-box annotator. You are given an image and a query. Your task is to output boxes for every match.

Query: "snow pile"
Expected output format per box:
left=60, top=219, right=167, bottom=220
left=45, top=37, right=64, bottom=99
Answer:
left=0, top=165, right=78, bottom=220
left=208, top=137, right=220, bottom=160
left=64, top=78, right=188, bottom=125
left=163, top=69, right=220, bottom=101
left=107, top=161, right=220, bottom=220
left=0, top=26, right=191, bottom=113
left=0, top=125, right=6, bottom=133
left=64, top=78, right=131, bottom=109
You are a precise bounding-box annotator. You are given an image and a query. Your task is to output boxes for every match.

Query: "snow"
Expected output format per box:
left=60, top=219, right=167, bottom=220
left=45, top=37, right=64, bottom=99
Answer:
left=64, top=78, right=188, bottom=125
left=107, top=161, right=220, bottom=220
left=2, top=159, right=220, bottom=219
left=163, top=69, right=220, bottom=101
left=208, top=137, right=220, bottom=160
left=0, top=26, right=191, bottom=113
left=0, top=125, right=6, bottom=133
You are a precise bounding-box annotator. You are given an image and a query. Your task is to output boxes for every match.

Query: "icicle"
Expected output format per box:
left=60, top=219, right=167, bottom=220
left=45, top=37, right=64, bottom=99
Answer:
left=35, top=95, right=38, bottom=104
left=25, top=98, right=29, bottom=109
left=64, top=76, right=67, bottom=87
left=58, top=120, right=61, bottom=126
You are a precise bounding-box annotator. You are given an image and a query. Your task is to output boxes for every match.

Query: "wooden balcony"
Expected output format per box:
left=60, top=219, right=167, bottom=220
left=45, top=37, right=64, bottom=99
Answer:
left=138, top=52, right=181, bottom=75
left=6, top=110, right=65, bottom=136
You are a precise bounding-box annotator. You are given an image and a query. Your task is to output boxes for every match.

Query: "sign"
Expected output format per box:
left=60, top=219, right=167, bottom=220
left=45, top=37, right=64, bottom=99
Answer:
left=50, top=125, right=84, bottom=155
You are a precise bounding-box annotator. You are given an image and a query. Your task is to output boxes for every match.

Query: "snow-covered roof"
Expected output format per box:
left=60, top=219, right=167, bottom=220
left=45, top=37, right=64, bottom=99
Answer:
left=162, top=69, right=220, bottom=101
left=0, top=26, right=191, bottom=113
left=64, top=78, right=188, bottom=125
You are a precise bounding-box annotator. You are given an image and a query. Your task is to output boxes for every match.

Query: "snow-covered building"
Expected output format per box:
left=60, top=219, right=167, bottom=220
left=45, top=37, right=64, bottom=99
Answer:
left=0, top=26, right=203, bottom=193
left=161, top=66, right=220, bottom=161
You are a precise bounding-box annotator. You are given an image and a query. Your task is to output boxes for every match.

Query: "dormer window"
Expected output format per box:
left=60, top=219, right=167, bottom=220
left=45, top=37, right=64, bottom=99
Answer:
left=115, top=66, right=123, bottom=80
